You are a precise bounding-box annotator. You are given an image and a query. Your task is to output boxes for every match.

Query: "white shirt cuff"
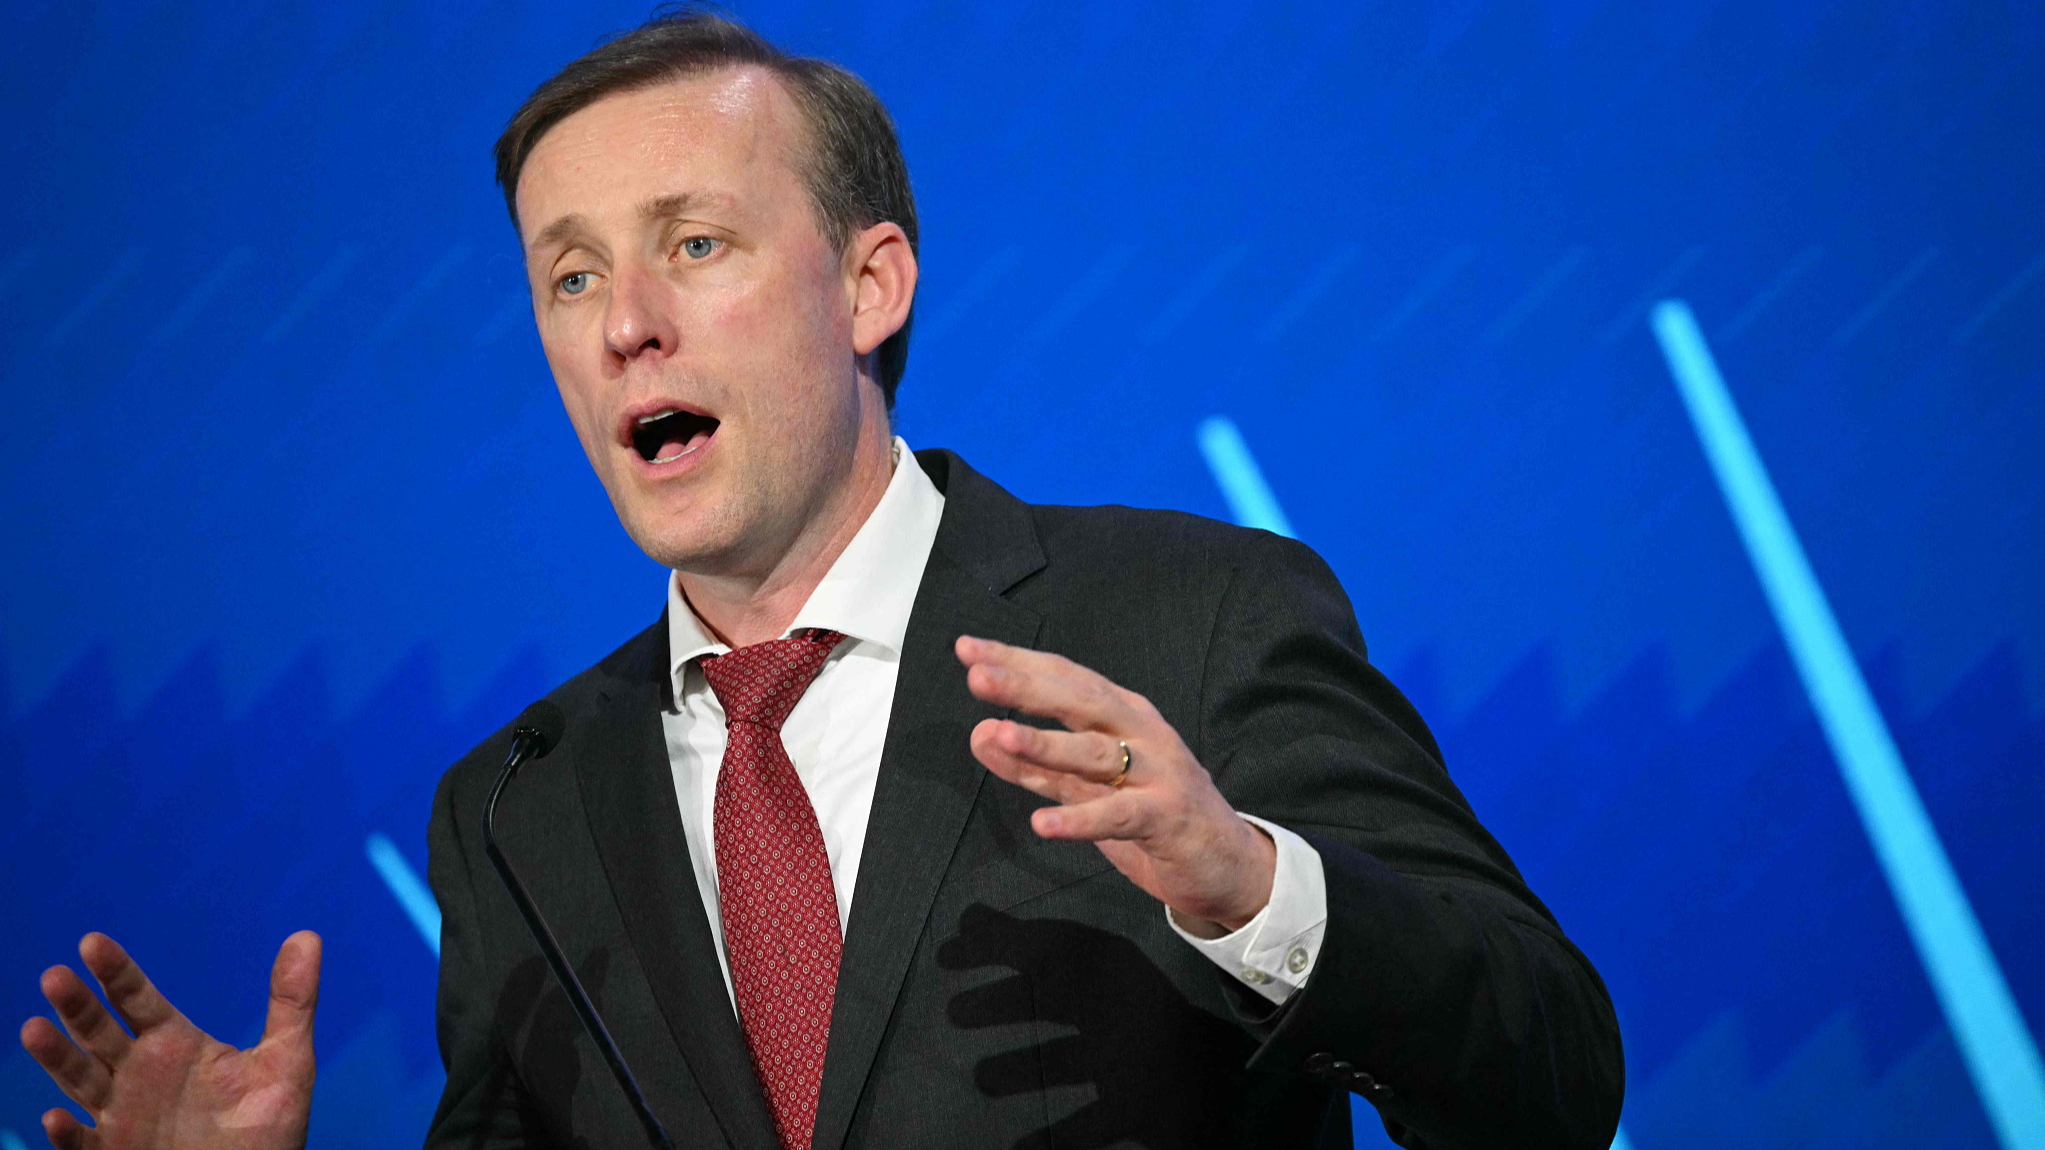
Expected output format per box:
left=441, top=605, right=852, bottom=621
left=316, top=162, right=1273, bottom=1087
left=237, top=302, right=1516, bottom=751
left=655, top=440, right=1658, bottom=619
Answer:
left=1166, top=814, right=1328, bottom=1006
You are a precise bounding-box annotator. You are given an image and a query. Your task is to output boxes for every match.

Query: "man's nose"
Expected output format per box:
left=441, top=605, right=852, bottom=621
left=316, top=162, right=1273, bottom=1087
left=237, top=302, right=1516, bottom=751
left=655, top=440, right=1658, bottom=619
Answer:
left=602, top=265, right=677, bottom=366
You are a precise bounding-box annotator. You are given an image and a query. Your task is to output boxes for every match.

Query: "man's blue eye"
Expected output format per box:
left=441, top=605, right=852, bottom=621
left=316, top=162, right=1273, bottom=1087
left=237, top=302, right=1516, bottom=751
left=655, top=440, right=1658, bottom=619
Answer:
left=560, top=272, right=592, bottom=295
left=683, top=236, right=718, bottom=259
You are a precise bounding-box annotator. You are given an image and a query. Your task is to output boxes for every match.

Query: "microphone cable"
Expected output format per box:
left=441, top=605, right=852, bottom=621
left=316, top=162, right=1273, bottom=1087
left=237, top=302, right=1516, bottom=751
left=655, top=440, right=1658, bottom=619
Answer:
left=482, top=700, right=676, bottom=1149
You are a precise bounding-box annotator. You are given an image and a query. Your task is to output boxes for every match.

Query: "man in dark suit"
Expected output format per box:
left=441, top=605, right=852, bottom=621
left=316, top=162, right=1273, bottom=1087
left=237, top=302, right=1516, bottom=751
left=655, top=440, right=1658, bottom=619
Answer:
left=19, top=11, right=1621, bottom=1150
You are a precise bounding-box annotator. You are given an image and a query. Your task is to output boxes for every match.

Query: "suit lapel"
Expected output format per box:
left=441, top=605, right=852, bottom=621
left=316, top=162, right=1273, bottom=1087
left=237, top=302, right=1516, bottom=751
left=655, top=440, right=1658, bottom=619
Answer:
left=810, top=451, right=1046, bottom=1150
left=574, top=625, right=781, bottom=1150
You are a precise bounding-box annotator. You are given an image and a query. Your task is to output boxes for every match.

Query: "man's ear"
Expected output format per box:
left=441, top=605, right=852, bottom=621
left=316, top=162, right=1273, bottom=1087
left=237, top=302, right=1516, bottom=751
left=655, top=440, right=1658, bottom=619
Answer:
left=848, top=221, right=917, bottom=357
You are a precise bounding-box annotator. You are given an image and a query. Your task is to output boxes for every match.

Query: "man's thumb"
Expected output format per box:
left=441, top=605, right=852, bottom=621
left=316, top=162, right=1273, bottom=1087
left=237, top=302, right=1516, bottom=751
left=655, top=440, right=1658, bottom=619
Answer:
left=263, top=931, right=322, bottom=1047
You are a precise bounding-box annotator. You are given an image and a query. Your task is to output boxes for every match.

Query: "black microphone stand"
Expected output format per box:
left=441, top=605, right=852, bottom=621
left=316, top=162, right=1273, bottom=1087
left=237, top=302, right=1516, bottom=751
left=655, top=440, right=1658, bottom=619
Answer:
left=483, top=714, right=676, bottom=1150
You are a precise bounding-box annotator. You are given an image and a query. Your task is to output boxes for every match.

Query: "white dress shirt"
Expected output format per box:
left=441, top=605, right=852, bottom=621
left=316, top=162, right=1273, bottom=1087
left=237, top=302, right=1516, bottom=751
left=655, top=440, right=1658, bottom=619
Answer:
left=662, top=438, right=1328, bottom=1009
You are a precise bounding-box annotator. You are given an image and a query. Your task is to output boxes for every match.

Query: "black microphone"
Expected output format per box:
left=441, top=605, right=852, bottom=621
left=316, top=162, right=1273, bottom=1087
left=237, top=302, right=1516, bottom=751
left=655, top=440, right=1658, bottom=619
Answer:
left=482, top=700, right=675, bottom=1149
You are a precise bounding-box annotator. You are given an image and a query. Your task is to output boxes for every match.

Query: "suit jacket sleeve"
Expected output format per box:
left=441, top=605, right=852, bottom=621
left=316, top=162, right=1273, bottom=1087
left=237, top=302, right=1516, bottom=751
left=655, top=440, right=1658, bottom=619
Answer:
left=1201, top=532, right=1624, bottom=1150
left=423, top=761, right=550, bottom=1149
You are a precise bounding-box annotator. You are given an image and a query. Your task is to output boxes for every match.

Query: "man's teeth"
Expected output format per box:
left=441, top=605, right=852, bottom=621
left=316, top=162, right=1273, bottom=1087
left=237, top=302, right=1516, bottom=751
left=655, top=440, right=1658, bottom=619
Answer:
left=638, top=410, right=677, bottom=425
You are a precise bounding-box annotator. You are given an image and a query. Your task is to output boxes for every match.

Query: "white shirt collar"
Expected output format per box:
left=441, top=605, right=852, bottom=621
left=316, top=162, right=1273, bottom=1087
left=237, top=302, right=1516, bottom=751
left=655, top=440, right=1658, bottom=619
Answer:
left=666, top=436, right=945, bottom=697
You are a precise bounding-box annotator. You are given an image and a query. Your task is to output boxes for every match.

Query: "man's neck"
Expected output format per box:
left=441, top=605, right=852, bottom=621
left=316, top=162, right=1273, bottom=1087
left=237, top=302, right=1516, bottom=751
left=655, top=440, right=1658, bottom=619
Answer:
left=677, top=432, right=898, bottom=649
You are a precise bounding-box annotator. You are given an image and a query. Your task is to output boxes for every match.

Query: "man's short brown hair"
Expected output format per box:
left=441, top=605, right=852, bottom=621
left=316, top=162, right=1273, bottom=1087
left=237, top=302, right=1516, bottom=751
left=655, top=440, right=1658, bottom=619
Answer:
left=494, top=7, right=919, bottom=404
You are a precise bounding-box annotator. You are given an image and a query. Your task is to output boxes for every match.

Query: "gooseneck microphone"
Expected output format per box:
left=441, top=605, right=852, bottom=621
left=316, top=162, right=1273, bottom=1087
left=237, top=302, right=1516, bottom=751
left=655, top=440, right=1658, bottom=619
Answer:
left=482, top=700, right=676, bottom=1150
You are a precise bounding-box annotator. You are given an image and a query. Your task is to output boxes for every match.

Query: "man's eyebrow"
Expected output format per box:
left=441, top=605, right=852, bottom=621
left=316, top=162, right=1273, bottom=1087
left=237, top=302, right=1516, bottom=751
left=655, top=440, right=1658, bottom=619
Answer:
left=527, top=213, right=589, bottom=254
left=640, top=191, right=735, bottom=221
left=526, top=193, right=739, bottom=255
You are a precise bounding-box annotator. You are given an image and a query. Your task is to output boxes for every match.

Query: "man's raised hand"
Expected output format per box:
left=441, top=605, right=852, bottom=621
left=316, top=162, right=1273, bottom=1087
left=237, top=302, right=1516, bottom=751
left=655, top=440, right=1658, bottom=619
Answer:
left=956, top=635, right=1276, bottom=937
left=18, top=931, right=321, bottom=1150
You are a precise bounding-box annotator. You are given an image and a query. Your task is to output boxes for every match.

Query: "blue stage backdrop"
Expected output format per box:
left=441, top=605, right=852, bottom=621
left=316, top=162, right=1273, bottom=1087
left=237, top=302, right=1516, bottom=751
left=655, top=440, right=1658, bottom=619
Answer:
left=4, top=2, right=2043, bottom=1147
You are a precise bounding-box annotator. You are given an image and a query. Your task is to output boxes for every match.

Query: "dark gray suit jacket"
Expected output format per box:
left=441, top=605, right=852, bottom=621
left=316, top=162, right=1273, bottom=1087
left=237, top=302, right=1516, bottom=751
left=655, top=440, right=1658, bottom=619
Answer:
left=423, top=450, right=1624, bottom=1150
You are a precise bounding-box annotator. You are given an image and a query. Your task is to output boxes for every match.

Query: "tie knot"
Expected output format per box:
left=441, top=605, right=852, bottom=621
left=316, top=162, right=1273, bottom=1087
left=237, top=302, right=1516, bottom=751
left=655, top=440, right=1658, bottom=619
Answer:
left=699, top=630, right=846, bottom=732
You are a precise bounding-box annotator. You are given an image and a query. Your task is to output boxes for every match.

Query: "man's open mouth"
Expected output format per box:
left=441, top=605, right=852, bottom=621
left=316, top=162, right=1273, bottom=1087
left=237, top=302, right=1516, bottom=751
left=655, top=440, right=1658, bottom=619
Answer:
left=629, top=408, right=719, bottom=465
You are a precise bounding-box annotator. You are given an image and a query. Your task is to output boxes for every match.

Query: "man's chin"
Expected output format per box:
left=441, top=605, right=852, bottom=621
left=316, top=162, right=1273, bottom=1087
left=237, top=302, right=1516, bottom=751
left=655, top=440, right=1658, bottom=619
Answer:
left=631, top=529, right=733, bottom=574
left=604, top=474, right=726, bottom=563
left=622, top=506, right=761, bottom=575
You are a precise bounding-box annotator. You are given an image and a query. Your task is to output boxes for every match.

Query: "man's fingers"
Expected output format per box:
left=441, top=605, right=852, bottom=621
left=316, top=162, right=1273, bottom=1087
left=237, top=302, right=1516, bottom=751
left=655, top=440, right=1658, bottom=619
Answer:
left=41, top=1106, right=95, bottom=1150
left=969, top=722, right=1103, bottom=806
left=37, top=965, right=130, bottom=1068
left=956, top=636, right=1141, bottom=733
left=19, top=1017, right=111, bottom=1111
left=970, top=731, right=1155, bottom=844
left=77, top=934, right=178, bottom=1036
left=1030, top=790, right=1152, bottom=843
left=973, top=719, right=1128, bottom=788
left=262, top=931, right=323, bottom=1050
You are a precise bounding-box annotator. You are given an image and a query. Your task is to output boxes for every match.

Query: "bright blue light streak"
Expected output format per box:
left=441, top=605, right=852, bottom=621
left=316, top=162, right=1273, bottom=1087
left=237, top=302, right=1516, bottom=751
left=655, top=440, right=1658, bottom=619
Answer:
left=366, top=832, right=442, bottom=959
left=1196, top=417, right=1296, bottom=538
left=1651, top=298, right=2045, bottom=1150
left=1195, top=415, right=1638, bottom=1150
left=4, top=1127, right=34, bottom=1150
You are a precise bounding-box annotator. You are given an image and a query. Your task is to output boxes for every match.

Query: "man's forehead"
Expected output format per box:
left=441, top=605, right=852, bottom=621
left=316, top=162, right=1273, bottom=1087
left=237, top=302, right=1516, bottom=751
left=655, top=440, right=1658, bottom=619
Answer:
left=515, top=67, right=803, bottom=233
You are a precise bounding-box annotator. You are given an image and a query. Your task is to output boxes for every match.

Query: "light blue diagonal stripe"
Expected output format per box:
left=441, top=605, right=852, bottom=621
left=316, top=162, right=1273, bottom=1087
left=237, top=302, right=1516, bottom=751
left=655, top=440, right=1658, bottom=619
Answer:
left=4, top=1128, right=34, bottom=1150
left=1196, top=417, right=1295, bottom=538
left=923, top=245, right=1022, bottom=341
left=475, top=291, right=534, bottom=349
left=1145, top=244, right=1249, bottom=345
left=1651, top=298, right=2045, bottom=1150
left=1830, top=247, right=1940, bottom=348
left=1717, top=245, right=1821, bottom=344
left=1194, top=415, right=1640, bottom=1150
left=364, top=245, right=469, bottom=348
left=1484, top=246, right=1589, bottom=345
left=1260, top=243, right=1363, bottom=343
left=366, top=832, right=442, bottom=958
left=154, top=246, right=254, bottom=341
left=1029, top=245, right=1138, bottom=344
left=1952, top=247, right=2045, bottom=345
left=1372, top=245, right=1476, bottom=343
left=263, top=246, right=362, bottom=344
left=45, top=248, right=144, bottom=347
left=1595, top=247, right=1705, bottom=349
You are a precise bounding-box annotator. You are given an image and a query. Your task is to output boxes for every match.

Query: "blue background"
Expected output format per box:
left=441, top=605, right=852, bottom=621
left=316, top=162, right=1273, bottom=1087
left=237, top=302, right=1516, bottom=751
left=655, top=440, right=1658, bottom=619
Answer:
left=4, top=1, right=2043, bottom=1147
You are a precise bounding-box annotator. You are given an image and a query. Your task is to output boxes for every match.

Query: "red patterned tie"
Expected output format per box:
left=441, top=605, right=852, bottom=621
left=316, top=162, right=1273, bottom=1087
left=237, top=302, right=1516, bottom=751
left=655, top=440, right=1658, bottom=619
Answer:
left=700, top=629, right=847, bottom=1150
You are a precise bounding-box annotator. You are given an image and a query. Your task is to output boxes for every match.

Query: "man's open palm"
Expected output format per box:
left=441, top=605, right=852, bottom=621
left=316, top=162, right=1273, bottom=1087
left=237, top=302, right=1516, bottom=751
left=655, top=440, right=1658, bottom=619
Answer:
left=18, top=931, right=320, bottom=1150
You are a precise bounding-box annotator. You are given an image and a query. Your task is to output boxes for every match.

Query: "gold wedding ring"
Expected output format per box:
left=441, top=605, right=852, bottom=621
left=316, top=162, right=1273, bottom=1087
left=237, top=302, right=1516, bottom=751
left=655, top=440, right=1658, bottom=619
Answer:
left=1110, top=740, right=1132, bottom=788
